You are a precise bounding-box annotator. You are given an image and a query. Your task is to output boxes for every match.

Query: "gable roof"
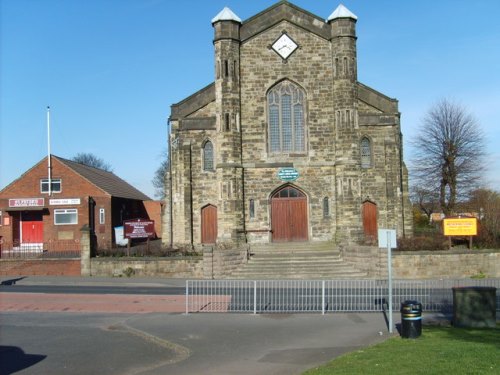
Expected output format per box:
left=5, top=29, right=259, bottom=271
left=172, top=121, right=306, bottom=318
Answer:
left=54, top=156, right=151, bottom=200
left=240, top=1, right=331, bottom=42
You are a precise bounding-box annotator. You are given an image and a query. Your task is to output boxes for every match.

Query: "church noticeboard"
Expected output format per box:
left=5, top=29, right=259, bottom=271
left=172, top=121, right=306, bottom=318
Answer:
left=278, top=168, right=299, bottom=182
left=443, top=217, right=478, bottom=236
left=124, top=219, right=155, bottom=239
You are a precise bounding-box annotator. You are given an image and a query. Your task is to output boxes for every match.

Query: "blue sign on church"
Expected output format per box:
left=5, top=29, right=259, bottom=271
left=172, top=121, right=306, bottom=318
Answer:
left=278, top=168, right=299, bottom=182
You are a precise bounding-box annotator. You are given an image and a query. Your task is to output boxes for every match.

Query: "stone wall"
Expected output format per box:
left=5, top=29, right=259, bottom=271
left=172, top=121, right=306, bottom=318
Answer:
left=203, top=245, right=249, bottom=279
left=343, top=245, right=500, bottom=279
left=90, top=258, right=203, bottom=278
left=392, top=250, right=500, bottom=279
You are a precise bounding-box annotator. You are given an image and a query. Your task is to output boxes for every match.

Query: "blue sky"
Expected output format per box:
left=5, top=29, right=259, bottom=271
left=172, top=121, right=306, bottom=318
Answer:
left=1, top=0, right=499, bottom=198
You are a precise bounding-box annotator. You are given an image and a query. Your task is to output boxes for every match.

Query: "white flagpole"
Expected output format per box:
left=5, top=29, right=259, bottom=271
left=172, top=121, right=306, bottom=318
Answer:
left=47, top=106, right=52, bottom=196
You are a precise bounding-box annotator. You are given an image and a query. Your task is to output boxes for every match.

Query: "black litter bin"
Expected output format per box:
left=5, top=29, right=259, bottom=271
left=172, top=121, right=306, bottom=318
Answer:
left=401, top=300, right=422, bottom=338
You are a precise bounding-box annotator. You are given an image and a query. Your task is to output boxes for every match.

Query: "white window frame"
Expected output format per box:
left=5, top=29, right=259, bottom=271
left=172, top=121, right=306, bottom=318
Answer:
left=54, top=209, right=78, bottom=225
left=99, top=208, right=105, bottom=224
left=41, top=178, right=62, bottom=193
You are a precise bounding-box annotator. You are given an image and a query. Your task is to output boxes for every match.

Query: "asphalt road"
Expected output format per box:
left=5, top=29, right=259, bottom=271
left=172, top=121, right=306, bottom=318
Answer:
left=0, top=284, right=185, bottom=295
left=0, top=276, right=452, bottom=374
left=0, top=311, right=395, bottom=375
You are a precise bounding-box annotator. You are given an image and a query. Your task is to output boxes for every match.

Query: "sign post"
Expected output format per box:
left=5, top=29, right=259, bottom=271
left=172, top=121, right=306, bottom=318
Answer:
left=378, top=229, right=397, bottom=334
left=123, top=219, right=155, bottom=256
left=443, top=217, right=477, bottom=249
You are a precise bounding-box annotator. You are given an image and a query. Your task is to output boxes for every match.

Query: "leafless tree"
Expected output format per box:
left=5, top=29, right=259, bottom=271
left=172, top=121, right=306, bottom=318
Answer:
left=71, top=152, right=113, bottom=172
left=152, top=149, right=168, bottom=199
left=410, top=186, right=440, bottom=221
left=466, top=188, right=500, bottom=247
left=411, top=99, right=485, bottom=216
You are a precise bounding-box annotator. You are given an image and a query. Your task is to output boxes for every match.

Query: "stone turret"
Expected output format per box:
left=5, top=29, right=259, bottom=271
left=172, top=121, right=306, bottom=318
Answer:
left=212, top=7, right=245, bottom=243
left=328, top=4, right=363, bottom=243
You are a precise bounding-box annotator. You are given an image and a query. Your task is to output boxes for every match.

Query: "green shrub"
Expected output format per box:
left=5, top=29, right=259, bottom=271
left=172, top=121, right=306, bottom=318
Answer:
left=397, top=235, right=448, bottom=251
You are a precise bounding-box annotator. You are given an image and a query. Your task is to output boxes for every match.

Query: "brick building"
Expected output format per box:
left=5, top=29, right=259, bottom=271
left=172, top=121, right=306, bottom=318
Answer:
left=0, top=155, right=157, bottom=252
left=163, top=2, right=412, bottom=248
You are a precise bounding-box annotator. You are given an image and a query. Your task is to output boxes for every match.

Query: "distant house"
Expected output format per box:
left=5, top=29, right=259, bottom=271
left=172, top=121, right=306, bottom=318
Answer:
left=0, top=155, right=159, bottom=253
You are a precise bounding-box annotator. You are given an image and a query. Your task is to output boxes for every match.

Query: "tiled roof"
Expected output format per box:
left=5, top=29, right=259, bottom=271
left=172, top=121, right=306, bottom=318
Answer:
left=55, top=156, right=151, bottom=201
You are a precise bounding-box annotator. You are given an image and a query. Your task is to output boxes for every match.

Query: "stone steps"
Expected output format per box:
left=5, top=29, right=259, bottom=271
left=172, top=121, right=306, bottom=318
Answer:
left=229, top=242, right=368, bottom=279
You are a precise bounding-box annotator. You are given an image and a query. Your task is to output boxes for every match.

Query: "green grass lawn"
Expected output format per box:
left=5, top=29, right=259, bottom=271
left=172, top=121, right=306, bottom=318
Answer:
left=304, top=325, right=500, bottom=375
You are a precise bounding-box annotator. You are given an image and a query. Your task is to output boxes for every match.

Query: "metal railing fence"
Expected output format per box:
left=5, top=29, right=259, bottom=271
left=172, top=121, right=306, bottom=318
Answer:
left=0, top=240, right=81, bottom=259
left=186, top=278, right=500, bottom=314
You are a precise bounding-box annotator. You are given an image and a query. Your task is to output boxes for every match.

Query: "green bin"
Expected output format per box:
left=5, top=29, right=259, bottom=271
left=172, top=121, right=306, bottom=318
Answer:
left=452, top=287, right=497, bottom=328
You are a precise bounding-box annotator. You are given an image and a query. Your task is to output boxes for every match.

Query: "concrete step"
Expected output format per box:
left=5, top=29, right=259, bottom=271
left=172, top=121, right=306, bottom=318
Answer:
left=229, top=241, right=367, bottom=279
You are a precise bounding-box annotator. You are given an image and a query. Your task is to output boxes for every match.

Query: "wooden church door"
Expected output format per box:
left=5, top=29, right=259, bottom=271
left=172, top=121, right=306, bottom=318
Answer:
left=271, top=186, right=308, bottom=242
left=201, top=205, right=217, bottom=244
left=362, top=201, right=378, bottom=242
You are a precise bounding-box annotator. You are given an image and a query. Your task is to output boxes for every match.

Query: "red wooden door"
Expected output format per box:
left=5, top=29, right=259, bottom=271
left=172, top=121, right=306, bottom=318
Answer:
left=362, top=201, right=378, bottom=242
left=21, top=212, right=44, bottom=243
left=201, top=205, right=217, bottom=244
left=271, top=186, right=308, bottom=242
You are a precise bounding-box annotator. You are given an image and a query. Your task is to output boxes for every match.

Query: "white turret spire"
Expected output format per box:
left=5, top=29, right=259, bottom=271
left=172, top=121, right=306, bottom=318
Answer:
left=327, top=4, right=357, bottom=21
left=211, top=7, right=242, bottom=24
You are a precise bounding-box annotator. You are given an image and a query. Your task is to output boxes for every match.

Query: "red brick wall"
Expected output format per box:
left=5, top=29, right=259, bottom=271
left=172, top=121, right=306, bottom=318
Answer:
left=0, top=157, right=113, bottom=249
left=0, top=259, right=81, bottom=276
left=144, top=200, right=163, bottom=238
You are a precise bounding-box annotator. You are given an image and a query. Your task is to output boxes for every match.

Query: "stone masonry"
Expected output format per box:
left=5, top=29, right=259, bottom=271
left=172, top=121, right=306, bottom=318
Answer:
left=163, top=2, right=413, bottom=249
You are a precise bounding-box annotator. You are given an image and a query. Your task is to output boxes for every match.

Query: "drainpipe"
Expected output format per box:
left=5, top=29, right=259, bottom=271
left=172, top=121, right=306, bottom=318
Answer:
left=189, top=142, right=194, bottom=249
left=399, top=130, right=406, bottom=238
left=168, top=118, right=173, bottom=248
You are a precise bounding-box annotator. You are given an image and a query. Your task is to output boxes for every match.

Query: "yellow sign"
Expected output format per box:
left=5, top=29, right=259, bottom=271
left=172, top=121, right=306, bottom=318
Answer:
left=443, top=218, right=478, bottom=236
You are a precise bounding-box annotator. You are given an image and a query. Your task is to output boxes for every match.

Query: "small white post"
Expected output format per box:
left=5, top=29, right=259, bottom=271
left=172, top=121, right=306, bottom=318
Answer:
left=322, top=280, right=326, bottom=315
left=253, top=280, right=257, bottom=315
left=387, top=231, right=393, bottom=334
left=185, top=280, right=189, bottom=315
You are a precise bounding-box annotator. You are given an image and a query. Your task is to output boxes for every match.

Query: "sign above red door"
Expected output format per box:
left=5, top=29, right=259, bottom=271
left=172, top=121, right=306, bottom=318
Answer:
left=9, top=198, right=45, bottom=208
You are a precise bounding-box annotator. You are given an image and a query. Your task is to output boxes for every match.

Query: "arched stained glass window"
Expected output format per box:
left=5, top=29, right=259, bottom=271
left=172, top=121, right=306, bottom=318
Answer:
left=268, top=81, right=306, bottom=153
left=361, top=137, right=371, bottom=168
left=203, top=141, right=214, bottom=171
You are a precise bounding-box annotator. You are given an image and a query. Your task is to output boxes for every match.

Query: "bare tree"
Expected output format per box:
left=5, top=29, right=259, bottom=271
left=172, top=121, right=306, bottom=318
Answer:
left=411, top=99, right=485, bottom=216
left=466, top=188, right=500, bottom=247
left=72, top=153, right=113, bottom=172
left=410, top=186, right=439, bottom=221
left=152, top=150, right=168, bottom=199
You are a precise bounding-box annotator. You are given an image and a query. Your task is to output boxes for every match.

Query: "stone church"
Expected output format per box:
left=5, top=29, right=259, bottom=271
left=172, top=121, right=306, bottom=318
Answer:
left=163, top=1, right=412, bottom=249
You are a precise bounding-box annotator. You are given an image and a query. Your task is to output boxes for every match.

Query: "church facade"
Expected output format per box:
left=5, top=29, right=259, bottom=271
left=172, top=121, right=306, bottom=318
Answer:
left=163, top=1, right=412, bottom=248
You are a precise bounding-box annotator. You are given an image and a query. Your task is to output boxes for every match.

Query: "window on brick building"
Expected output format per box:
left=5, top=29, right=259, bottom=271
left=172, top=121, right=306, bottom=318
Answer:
left=203, top=141, right=214, bottom=171
left=40, top=178, right=62, bottom=193
left=99, top=208, right=105, bottom=224
left=54, top=209, right=78, bottom=225
left=268, top=80, right=306, bottom=153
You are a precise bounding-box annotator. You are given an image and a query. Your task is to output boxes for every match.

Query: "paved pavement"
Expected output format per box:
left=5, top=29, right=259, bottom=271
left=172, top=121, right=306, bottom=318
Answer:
left=0, top=276, right=450, bottom=375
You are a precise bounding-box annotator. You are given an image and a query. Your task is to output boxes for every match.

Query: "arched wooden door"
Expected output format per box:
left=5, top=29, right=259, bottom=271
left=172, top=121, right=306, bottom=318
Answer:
left=362, top=201, right=378, bottom=242
left=201, top=205, right=217, bottom=244
left=271, top=186, right=308, bottom=242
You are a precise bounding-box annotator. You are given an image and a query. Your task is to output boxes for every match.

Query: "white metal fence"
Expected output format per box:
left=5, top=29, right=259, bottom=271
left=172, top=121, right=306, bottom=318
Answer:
left=185, top=279, right=500, bottom=314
